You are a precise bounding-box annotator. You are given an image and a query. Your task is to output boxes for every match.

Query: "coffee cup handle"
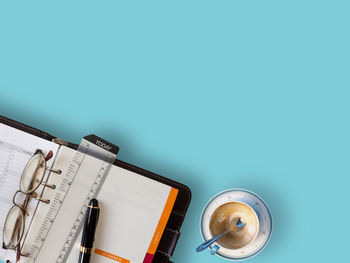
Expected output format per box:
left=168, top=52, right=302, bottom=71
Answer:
left=210, top=245, right=220, bottom=255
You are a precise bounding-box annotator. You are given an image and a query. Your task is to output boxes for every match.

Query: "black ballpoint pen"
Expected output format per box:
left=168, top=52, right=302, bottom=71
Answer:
left=78, top=198, right=100, bottom=263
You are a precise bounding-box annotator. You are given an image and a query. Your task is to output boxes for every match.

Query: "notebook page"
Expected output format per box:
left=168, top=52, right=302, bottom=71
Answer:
left=66, top=165, right=177, bottom=263
left=25, top=146, right=108, bottom=263
left=0, top=123, right=59, bottom=262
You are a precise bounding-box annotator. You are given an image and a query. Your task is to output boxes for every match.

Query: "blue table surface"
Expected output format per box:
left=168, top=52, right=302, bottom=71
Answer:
left=1, top=1, right=349, bottom=262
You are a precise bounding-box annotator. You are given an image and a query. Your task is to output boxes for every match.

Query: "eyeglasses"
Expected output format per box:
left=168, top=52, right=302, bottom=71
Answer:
left=2, top=149, right=61, bottom=262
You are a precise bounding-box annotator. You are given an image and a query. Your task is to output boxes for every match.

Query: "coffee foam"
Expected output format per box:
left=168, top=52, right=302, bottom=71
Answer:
left=209, top=202, right=259, bottom=249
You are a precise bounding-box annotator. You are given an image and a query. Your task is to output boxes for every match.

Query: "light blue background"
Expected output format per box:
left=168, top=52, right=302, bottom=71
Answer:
left=1, top=1, right=349, bottom=262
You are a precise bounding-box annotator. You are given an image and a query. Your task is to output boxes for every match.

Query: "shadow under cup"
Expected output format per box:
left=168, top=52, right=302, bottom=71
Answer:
left=200, top=189, right=272, bottom=261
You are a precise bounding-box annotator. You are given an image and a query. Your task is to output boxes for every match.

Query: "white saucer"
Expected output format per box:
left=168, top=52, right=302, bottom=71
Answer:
left=200, top=189, right=273, bottom=261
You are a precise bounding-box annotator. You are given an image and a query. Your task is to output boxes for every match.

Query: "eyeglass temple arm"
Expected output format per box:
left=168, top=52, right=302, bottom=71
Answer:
left=16, top=245, right=21, bottom=262
left=45, top=150, right=53, bottom=161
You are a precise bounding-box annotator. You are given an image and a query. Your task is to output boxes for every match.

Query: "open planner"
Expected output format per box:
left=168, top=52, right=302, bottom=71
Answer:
left=0, top=116, right=191, bottom=263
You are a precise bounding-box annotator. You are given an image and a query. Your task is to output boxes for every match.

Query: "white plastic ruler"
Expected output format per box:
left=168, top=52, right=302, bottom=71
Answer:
left=55, top=161, right=111, bottom=263
left=55, top=138, right=117, bottom=263
left=20, top=137, right=117, bottom=263
left=20, top=147, right=87, bottom=262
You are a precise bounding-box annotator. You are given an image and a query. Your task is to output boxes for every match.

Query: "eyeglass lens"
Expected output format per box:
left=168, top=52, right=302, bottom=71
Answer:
left=2, top=149, right=58, bottom=256
left=20, top=152, right=46, bottom=194
left=3, top=206, right=25, bottom=250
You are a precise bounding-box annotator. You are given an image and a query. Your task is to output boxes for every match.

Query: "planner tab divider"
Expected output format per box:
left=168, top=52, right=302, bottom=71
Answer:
left=57, top=135, right=118, bottom=263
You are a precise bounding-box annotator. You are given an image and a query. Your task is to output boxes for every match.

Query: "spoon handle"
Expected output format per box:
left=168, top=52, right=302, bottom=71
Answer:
left=195, top=230, right=229, bottom=252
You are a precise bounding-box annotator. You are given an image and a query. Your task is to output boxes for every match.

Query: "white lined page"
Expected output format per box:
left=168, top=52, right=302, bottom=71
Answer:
left=0, top=123, right=59, bottom=262
left=65, top=165, right=173, bottom=263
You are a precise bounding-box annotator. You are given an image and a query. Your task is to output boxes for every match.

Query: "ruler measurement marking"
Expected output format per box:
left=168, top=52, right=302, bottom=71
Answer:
left=55, top=161, right=112, bottom=263
left=20, top=141, right=115, bottom=263
left=23, top=150, right=86, bottom=263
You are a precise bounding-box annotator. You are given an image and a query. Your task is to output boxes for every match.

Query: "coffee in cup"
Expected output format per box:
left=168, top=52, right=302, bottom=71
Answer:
left=209, top=201, right=259, bottom=249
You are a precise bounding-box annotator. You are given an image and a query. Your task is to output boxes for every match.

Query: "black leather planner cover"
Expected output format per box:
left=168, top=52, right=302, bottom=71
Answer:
left=0, top=115, right=191, bottom=263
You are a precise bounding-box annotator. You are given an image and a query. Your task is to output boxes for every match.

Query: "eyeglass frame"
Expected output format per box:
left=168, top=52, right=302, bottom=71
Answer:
left=2, top=149, right=61, bottom=258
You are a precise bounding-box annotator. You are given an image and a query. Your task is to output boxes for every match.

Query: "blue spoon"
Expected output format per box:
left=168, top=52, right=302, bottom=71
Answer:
left=196, top=218, right=246, bottom=252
